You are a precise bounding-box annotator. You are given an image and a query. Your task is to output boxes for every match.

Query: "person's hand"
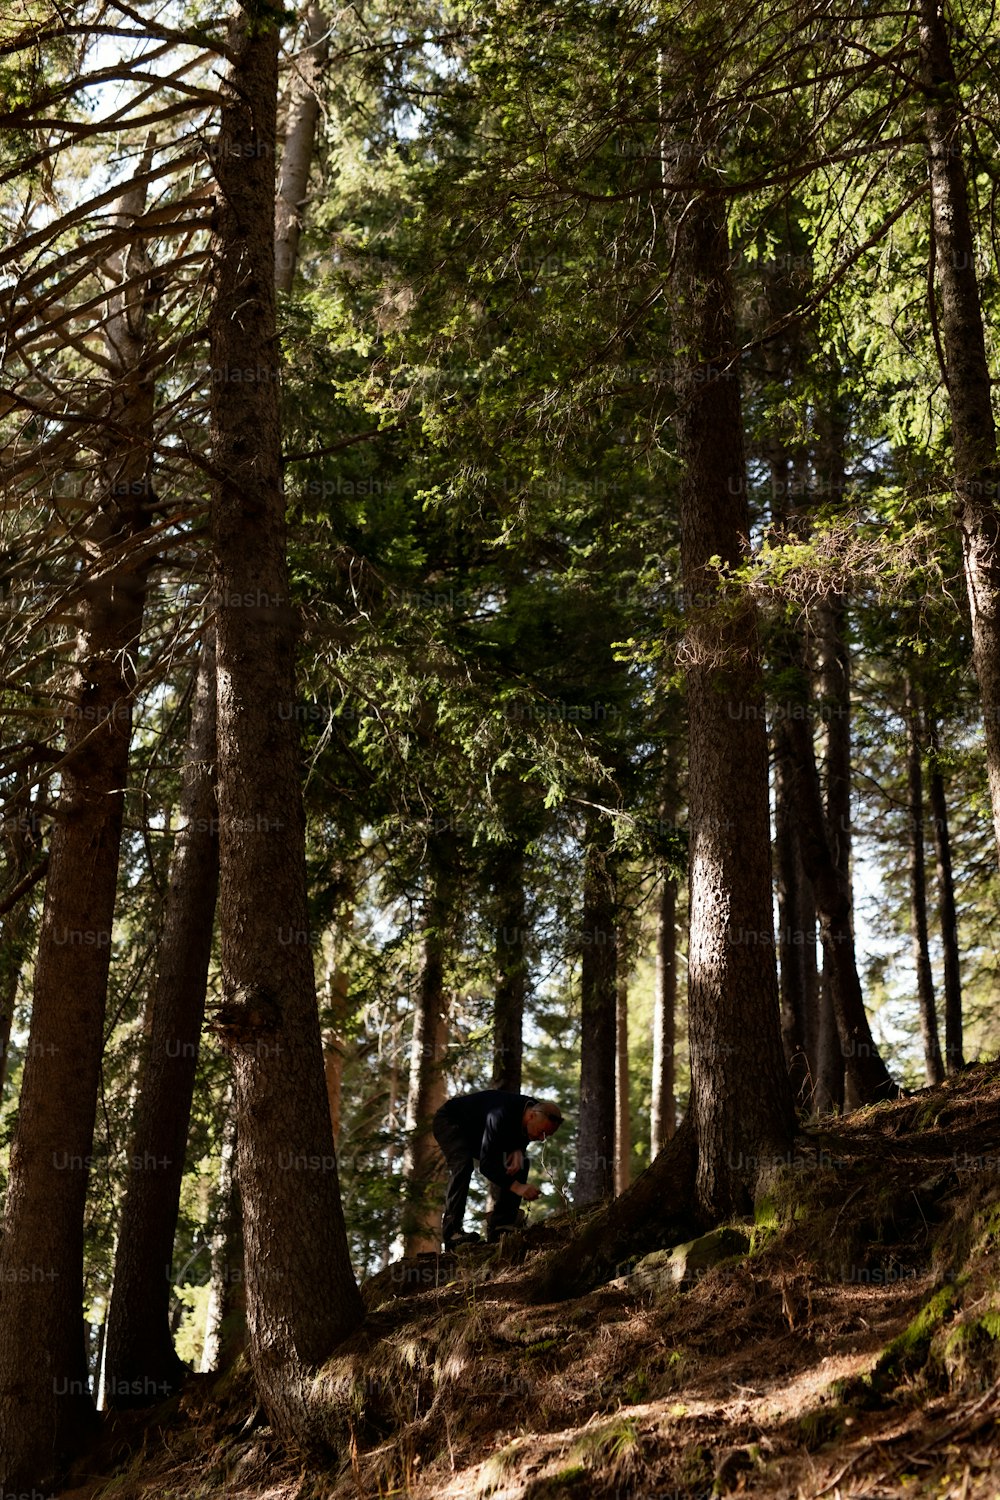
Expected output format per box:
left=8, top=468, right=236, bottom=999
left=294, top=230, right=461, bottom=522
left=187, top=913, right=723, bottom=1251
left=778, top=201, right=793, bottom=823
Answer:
left=513, top=1182, right=540, bottom=1201
left=505, top=1150, right=524, bottom=1176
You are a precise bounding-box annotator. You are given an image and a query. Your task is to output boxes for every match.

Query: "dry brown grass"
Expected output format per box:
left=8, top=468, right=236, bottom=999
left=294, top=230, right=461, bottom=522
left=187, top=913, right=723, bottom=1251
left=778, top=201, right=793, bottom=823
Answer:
left=59, top=1063, right=1000, bottom=1500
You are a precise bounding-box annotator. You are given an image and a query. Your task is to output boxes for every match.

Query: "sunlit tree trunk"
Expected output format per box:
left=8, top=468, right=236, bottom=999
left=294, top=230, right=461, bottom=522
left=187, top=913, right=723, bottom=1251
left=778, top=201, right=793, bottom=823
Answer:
left=209, top=6, right=362, bottom=1445
left=614, top=950, right=631, bottom=1195
left=927, top=707, right=964, bottom=1073
left=323, top=958, right=351, bottom=1146
left=919, top=0, right=1000, bottom=864
left=673, top=163, right=794, bottom=1216
left=650, top=868, right=677, bottom=1154
left=575, top=830, right=617, bottom=1205
left=275, top=3, right=328, bottom=294
left=382, top=1036, right=401, bottom=1270
left=401, top=848, right=452, bottom=1255
left=906, top=679, right=945, bottom=1085
left=763, top=246, right=814, bottom=1110
left=784, top=710, right=897, bottom=1103
left=0, top=160, right=158, bottom=1487
left=200, top=1101, right=245, bottom=1374
left=103, top=632, right=219, bottom=1406
left=814, top=586, right=851, bottom=1115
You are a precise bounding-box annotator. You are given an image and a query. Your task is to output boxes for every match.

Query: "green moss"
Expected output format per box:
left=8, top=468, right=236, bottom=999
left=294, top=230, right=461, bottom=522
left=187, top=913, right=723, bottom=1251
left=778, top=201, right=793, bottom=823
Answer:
left=875, top=1283, right=957, bottom=1379
left=938, top=1298, right=1000, bottom=1389
left=981, top=1307, right=1000, bottom=1339
left=526, top=1337, right=560, bottom=1358
left=566, top=1415, right=639, bottom=1467
left=677, top=1441, right=713, bottom=1489
left=754, top=1196, right=780, bottom=1230
left=976, top=1204, right=1000, bottom=1252
left=828, top=1284, right=960, bottom=1412
left=622, top=1369, right=648, bottom=1403
left=797, top=1404, right=848, bottom=1451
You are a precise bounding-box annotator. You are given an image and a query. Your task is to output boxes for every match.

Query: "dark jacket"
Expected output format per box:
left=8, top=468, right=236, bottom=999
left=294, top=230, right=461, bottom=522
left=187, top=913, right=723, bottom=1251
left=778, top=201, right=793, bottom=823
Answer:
left=436, top=1090, right=535, bottom=1187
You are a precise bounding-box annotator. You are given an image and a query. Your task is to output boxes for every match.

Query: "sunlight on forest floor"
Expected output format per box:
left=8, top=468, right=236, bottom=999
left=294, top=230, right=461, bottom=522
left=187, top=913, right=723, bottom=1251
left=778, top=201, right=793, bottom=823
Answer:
left=61, top=1065, right=1000, bottom=1500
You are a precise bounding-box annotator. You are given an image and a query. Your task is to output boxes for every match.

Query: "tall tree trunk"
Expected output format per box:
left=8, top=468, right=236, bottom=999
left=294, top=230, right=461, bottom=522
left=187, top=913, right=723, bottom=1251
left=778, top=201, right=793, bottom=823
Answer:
left=773, top=735, right=814, bottom=1105
left=491, top=842, right=526, bottom=1092
left=209, top=6, right=362, bottom=1447
left=575, top=833, right=617, bottom=1205
left=906, top=680, right=945, bottom=1085
left=650, top=868, right=677, bottom=1154
left=401, top=849, right=451, bottom=1255
left=763, top=240, right=814, bottom=1110
left=382, top=1036, right=401, bottom=1270
left=783, top=712, right=898, bottom=1102
left=323, top=956, right=351, bottom=1146
left=0, top=784, right=42, bottom=1093
left=919, top=0, right=1000, bottom=863
left=815, top=582, right=851, bottom=1116
left=274, top=3, right=328, bottom=294
left=614, top=948, right=631, bottom=1196
left=0, top=924, right=24, bottom=1094
left=814, top=969, right=844, bottom=1115
left=103, top=631, right=220, bottom=1407
left=814, top=391, right=852, bottom=1113
left=927, top=707, right=964, bottom=1073
left=0, top=162, right=158, bottom=1487
left=673, top=170, right=794, bottom=1217
left=200, top=1102, right=245, bottom=1374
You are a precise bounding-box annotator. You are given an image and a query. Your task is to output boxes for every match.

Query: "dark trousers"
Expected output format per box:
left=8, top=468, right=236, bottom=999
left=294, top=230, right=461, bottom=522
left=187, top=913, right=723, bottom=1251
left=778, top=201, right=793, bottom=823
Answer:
left=432, top=1108, right=527, bottom=1243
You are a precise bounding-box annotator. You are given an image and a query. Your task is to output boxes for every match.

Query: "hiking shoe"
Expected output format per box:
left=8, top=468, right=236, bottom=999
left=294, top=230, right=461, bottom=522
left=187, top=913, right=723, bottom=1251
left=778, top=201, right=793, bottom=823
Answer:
left=443, top=1232, right=482, bottom=1251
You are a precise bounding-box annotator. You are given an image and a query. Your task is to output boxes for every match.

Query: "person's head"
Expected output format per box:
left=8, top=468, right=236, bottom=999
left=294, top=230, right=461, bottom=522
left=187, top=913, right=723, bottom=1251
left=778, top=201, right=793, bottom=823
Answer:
left=523, top=1100, right=563, bottom=1141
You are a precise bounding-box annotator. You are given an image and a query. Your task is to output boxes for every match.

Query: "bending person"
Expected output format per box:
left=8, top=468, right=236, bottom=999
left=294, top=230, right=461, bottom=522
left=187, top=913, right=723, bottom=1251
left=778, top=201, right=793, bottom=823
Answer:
left=432, top=1090, right=563, bottom=1250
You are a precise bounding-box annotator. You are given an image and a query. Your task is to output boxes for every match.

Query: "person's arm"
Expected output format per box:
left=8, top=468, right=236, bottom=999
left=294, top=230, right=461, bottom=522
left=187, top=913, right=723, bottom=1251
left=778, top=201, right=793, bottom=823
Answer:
left=483, top=1124, right=541, bottom=1201
left=479, top=1107, right=514, bottom=1186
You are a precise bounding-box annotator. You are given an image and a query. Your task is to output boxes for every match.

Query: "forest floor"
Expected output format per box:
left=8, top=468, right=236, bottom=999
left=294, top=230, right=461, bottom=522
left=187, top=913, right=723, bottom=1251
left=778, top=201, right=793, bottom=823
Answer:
left=62, top=1064, right=1000, bottom=1500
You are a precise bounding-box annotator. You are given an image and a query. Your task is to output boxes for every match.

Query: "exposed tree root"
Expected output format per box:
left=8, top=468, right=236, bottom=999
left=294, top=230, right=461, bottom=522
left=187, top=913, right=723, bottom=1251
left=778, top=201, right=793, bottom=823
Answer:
left=527, top=1117, right=700, bottom=1301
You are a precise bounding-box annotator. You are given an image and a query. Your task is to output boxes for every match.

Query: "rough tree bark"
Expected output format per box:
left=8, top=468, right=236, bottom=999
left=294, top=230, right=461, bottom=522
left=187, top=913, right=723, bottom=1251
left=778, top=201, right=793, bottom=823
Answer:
left=814, top=585, right=850, bottom=1115
left=774, top=728, right=815, bottom=1105
left=575, top=831, right=617, bottom=1205
left=927, top=707, right=964, bottom=1073
left=0, top=782, right=42, bottom=1092
left=106, top=1, right=330, bottom=1398
left=674, top=168, right=795, bottom=1217
left=200, top=1101, right=245, bottom=1374
left=103, top=631, right=220, bottom=1407
left=275, top=3, right=328, bottom=294
left=209, top=4, right=362, bottom=1446
left=491, top=842, right=526, bottom=1093
left=614, top=948, right=631, bottom=1196
left=763, top=245, right=814, bottom=1109
left=768, top=394, right=895, bottom=1105
left=650, top=867, right=677, bottom=1155
left=905, top=679, right=945, bottom=1085
left=401, top=845, right=452, bottom=1255
left=783, top=710, right=898, bottom=1103
left=0, top=163, right=158, bottom=1487
left=322, top=953, right=351, bottom=1145
left=919, top=0, right=1000, bottom=864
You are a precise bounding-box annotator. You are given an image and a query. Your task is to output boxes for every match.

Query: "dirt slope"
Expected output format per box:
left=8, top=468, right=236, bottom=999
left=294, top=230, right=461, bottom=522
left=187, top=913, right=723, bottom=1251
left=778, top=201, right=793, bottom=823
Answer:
left=61, top=1064, right=1000, bottom=1500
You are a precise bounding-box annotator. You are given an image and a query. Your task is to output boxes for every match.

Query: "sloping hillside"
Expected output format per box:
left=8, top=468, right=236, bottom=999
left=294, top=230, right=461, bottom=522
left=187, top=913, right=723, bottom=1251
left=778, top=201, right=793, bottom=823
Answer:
left=61, top=1065, right=1000, bottom=1499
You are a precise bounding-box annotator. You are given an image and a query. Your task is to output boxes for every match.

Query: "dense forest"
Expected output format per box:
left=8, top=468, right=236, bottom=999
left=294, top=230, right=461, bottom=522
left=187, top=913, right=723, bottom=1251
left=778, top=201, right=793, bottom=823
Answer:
left=2, top=0, right=1000, bottom=1494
